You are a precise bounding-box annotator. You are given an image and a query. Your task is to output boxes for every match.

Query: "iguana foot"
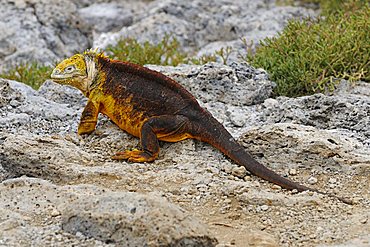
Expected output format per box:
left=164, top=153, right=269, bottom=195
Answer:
left=112, top=149, right=157, bottom=162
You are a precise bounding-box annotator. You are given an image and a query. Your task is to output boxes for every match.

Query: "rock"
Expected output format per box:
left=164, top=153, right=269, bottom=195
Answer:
left=78, top=3, right=133, bottom=33
left=0, top=79, right=79, bottom=136
left=95, top=0, right=315, bottom=57
left=262, top=93, right=370, bottom=145
left=237, top=189, right=323, bottom=207
left=319, top=235, right=370, bottom=247
left=231, top=166, right=247, bottom=178
left=95, top=12, right=194, bottom=50
left=333, top=80, right=370, bottom=97
left=240, top=123, right=370, bottom=173
left=0, top=177, right=217, bottom=246
left=289, top=168, right=298, bottom=176
left=62, top=192, right=217, bottom=246
left=38, top=80, right=86, bottom=109
left=147, top=62, right=275, bottom=106
left=307, top=177, right=318, bottom=185
left=260, top=205, right=269, bottom=211
left=0, top=0, right=91, bottom=69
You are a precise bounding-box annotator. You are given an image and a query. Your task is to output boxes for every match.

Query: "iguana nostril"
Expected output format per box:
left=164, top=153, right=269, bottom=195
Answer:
left=52, top=69, right=60, bottom=75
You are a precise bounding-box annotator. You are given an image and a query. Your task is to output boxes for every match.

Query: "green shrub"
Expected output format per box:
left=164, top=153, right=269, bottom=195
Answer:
left=248, top=1, right=369, bottom=97
left=107, top=34, right=216, bottom=66
left=107, top=34, right=187, bottom=66
left=0, top=62, right=53, bottom=89
left=276, top=0, right=365, bottom=15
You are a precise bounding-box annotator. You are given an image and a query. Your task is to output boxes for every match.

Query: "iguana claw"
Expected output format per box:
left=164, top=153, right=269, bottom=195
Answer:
left=112, top=149, right=157, bottom=162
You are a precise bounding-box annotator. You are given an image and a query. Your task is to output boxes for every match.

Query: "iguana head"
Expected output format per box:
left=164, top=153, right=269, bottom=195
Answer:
left=51, top=51, right=99, bottom=96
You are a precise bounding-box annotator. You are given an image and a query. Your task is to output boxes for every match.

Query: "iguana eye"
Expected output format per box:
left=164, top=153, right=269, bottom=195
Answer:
left=65, top=65, right=75, bottom=73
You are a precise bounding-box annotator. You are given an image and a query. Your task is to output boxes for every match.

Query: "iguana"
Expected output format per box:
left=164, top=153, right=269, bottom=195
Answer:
left=50, top=50, right=351, bottom=204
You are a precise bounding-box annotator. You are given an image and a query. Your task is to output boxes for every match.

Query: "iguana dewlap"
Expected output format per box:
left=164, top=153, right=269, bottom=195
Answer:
left=50, top=50, right=351, bottom=204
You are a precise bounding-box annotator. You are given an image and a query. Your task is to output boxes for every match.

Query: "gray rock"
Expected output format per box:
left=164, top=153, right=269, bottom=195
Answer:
left=0, top=177, right=217, bottom=246
left=240, top=123, right=370, bottom=173
left=261, top=93, right=370, bottom=145
left=147, top=62, right=275, bottom=106
left=0, top=0, right=91, bottom=69
left=96, top=12, right=195, bottom=49
left=38, top=80, right=86, bottom=109
left=333, top=80, right=370, bottom=97
left=0, top=79, right=79, bottom=136
left=95, top=0, right=315, bottom=58
left=61, top=192, right=217, bottom=246
left=78, top=3, right=133, bottom=33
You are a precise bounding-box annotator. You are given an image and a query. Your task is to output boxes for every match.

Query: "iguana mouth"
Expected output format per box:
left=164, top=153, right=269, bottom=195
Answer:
left=50, top=68, right=82, bottom=83
left=51, top=68, right=68, bottom=80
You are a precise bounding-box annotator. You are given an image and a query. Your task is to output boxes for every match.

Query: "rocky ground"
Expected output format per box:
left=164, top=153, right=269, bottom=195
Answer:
left=0, top=0, right=369, bottom=246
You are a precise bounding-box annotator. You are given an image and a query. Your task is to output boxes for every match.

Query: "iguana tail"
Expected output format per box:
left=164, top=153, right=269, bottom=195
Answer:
left=192, top=112, right=352, bottom=204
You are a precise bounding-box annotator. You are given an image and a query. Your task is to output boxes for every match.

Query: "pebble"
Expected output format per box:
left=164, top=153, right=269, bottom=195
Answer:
left=231, top=166, right=247, bottom=178
left=263, top=98, right=278, bottom=108
left=289, top=168, right=297, bottom=176
left=260, top=205, right=269, bottom=211
left=75, top=231, right=84, bottom=238
left=50, top=209, right=61, bottom=217
left=224, top=198, right=232, bottom=204
left=307, top=177, right=318, bottom=185
left=360, top=218, right=368, bottom=224
left=272, top=184, right=282, bottom=190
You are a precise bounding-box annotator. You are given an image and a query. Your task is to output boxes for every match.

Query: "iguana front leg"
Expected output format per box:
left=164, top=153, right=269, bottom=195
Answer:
left=113, top=115, right=191, bottom=162
left=78, top=100, right=100, bottom=135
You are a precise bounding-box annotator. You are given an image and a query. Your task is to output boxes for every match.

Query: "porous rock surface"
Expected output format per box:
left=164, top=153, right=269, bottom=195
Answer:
left=0, top=62, right=369, bottom=246
left=0, top=0, right=89, bottom=69
left=0, top=177, right=216, bottom=246
left=0, top=0, right=145, bottom=70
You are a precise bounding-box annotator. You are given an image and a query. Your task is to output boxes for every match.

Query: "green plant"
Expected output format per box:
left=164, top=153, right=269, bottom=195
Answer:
left=107, top=34, right=217, bottom=66
left=0, top=62, right=53, bottom=89
left=215, top=46, right=233, bottom=65
left=276, top=0, right=348, bottom=14
left=107, top=34, right=188, bottom=66
left=247, top=1, right=369, bottom=97
left=188, top=54, right=217, bottom=65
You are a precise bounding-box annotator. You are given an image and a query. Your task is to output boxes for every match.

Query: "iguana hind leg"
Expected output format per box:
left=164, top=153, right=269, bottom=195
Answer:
left=113, top=115, right=191, bottom=162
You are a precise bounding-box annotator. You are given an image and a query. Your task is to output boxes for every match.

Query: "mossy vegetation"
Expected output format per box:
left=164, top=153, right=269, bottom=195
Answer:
left=248, top=0, right=369, bottom=96
left=107, top=34, right=187, bottom=66
left=0, top=62, right=53, bottom=90
left=107, top=34, right=216, bottom=66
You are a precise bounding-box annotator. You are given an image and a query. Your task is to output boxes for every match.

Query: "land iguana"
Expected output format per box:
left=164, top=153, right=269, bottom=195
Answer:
left=50, top=50, right=352, bottom=204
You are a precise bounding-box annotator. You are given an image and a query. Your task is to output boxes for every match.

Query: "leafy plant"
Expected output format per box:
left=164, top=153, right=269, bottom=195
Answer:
left=107, top=34, right=217, bottom=66
left=215, top=46, right=233, bottom=65
left=0, top=62, right=53, bottom=89
left=247, top=0, right=369, bottom=97
left=107, top=34, right=187, bottom=66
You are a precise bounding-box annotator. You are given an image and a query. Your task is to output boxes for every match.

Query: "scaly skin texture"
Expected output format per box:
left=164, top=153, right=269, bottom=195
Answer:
left=50, top=50, right=352, bottom=204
